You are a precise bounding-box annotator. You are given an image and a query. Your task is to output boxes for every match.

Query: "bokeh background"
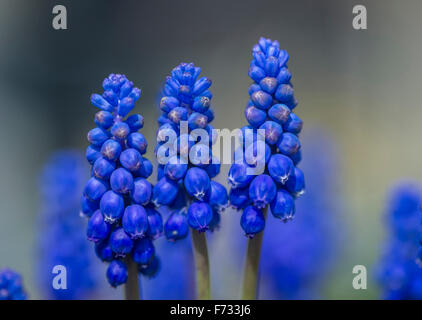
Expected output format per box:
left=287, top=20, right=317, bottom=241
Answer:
left=0, top=0, right=421, bottom=299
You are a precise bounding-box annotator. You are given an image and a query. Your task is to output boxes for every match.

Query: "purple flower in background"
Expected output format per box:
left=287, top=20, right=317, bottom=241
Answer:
left=0, top=268, right=27, bottom=300
left=37, top=150, right=106, bottom=299
left=376, top=181, right=422, bottom=300
left=259, top=131, right=344, bottom=299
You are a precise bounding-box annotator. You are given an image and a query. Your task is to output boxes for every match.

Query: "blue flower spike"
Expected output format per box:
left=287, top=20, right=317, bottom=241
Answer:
left=83, top=74, right=160, bottom=289
left=228, top=37, right=305, bottom=238
left=153, top=63, right=228, bottom=239
left=235, top=38, right=305, bottom=300
left=154, top=63, right=226, bottom=300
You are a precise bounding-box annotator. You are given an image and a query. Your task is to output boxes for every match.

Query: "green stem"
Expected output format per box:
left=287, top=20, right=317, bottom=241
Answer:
left=191, top=229, right=211, bottom=300
left=241, top=206, right=268, bottom=300
left=124, top=257, right=140, bottom=300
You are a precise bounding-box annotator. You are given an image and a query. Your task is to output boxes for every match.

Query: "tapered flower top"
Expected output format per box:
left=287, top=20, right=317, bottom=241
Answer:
left=153, top=62, right=227, bottom=238
left=0, top=268, right=27, bottom=300
left=82, top=74, right=158, bottom=287
left=376, top=182, right=422, bottom=299
left=228, top=37, right=305, bottom=237
left=37, top=150, right=104, bottom=299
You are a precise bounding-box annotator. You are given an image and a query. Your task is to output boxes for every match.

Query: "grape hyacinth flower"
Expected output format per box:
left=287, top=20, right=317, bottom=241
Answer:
left=153, top=63, right=228, bottom=299
left=227, top=37, right=305, bottom=299
left=37, top=150, right=106, bottom=299
left=0, top=268, right=27, bottom=300
left=83, top=74, right=158, bottom=299
left=376, top=182, right=422, bottom=299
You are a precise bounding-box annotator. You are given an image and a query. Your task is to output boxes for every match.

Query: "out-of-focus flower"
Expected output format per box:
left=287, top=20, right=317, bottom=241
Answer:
left=37, top=150, right=106, bottom=299
left=376, top=181, right=422, bottom=300
left=259, top=130, right=343, bottom=299
left=0, top=268, right=27, bottom=300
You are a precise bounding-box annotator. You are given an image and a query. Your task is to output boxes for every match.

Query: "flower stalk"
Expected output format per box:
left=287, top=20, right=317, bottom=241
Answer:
left=124, top=257, right=140, bottom=300
left=241, top=207, right=268, bottom=300
left=191, top=229, right=211, bottom=300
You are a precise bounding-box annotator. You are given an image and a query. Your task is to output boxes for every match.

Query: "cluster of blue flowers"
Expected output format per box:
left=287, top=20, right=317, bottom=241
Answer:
left=0, top=268, right=27, bottom=300
left=37, top=150, right=104, bottom=299
left=228, top=37, right=305, bottom=237
left=82, top=74, right=159, bottom=287
left=376, top=182, right=422, bottom=299
left=153, top=62, right=227, bottom=238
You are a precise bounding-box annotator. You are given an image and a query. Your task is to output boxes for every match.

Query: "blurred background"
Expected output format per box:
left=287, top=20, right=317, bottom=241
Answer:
left=0, top=0, right=421, bottom=299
